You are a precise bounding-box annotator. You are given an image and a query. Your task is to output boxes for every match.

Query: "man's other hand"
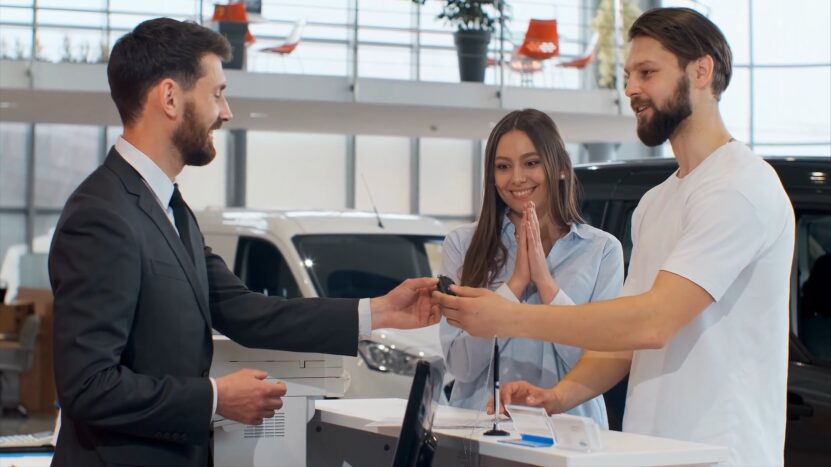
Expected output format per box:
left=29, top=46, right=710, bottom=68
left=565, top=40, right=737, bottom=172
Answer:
left=488, top=380, right=561, bottom=416
left=370, top=277, right=439, bottom=329
left=215, top=369, right=287, bottom=425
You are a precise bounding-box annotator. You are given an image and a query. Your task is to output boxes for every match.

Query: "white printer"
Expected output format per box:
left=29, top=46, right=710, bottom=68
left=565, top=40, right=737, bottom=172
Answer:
left=210, top=335, right=349, bottom=467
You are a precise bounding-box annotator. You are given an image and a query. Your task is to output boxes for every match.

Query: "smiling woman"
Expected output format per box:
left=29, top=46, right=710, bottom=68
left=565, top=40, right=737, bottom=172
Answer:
left=438, top=108, right=624, bottom=425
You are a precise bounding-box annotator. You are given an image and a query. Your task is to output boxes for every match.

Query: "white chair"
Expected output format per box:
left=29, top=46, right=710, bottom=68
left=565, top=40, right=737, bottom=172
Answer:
left=556, top=32, right=599, bottom=69
left=260, top=19, right=306, bottom=73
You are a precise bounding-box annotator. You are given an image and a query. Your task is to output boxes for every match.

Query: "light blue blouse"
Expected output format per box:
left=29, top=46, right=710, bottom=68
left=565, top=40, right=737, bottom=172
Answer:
left=440, top=214, right=624, bottom=428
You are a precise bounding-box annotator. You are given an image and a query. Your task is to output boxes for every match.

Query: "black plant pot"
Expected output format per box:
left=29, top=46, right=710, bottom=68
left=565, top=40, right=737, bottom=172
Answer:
left=216, top=21, right=247, bottom=70
left=453, top=29, right=491, bottom=83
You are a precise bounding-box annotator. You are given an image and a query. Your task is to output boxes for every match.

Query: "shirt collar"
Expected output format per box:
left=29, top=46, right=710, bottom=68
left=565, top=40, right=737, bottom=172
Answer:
left=115, top=136, right=176, bottom=208
left=568, top=222, right=592, bottom=240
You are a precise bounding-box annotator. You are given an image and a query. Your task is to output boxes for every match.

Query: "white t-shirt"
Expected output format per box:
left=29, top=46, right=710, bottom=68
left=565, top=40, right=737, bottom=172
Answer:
left=621, top=142, right=794, bottom=466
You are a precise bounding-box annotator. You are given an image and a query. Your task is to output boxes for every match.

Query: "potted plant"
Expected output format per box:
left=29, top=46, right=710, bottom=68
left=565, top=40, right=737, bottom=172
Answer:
left=413, top=0, right=508, bottom=82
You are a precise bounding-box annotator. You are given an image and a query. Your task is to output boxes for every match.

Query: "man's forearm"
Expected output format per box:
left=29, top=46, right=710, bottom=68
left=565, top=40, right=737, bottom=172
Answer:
left=507, top=272, right=713, bottom=352
left=550, top=350, right=632, bottom=414
left=508, top=293, right=661, bottom=351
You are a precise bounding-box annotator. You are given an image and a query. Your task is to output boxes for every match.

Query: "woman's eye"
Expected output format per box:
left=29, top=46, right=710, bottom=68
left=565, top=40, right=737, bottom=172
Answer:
left=526, top=160, right=540, bottom=167
left=496, top=164, right=509, bottom=170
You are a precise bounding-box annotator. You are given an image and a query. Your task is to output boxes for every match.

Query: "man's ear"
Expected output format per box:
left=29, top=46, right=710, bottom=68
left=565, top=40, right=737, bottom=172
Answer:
left=692, top=55, right=715, bottom=93
left=156, top=78, right=181, bottom=120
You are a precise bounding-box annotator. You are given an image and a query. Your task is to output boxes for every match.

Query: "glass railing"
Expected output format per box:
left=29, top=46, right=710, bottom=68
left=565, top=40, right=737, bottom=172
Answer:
left=0, top=0, right=620, bottom=91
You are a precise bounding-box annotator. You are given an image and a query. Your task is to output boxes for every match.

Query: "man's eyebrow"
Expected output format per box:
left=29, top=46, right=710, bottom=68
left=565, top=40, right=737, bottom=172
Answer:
left=624, top=60, right=659, bottom=73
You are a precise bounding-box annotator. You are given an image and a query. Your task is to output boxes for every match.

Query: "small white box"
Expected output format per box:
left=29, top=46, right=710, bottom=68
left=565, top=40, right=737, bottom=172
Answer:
left=548, top=413, right=603, bottom=452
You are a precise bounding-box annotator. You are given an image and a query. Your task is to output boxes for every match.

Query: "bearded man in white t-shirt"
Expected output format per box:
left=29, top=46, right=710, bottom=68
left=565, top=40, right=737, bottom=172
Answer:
left=434, top=7, right=794, bottom=466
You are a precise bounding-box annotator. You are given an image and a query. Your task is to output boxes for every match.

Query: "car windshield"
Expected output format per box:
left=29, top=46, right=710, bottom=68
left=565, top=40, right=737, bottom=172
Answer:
left=293, top=234, right=444, bottom=298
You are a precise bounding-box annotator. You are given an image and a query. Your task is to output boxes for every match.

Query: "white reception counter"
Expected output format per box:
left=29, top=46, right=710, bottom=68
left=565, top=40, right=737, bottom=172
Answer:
left=308, top=398, right=727, bottom=467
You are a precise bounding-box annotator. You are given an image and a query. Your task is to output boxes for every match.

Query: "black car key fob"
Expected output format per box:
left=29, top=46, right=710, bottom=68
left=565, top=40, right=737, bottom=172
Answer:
left=438, top=275, right=456, bottom=296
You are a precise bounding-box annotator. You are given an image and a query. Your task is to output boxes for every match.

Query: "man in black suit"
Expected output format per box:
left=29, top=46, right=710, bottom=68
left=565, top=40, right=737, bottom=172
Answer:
left=48, top=18, right=439, bottom=466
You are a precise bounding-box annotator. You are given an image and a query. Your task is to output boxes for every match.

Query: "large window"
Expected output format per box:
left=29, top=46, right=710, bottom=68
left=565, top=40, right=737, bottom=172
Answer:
left=355, top=135, right=411, bottom=213
left=419, top=137, right=474, bottom=216
left=664, top=0, right=831, bottom=156
left=33, top=124, right=100, bottom=209
left=0, top=123, right=28, bottom=210
left=0, top=122, right=102, bottom=300
left=246, top=131, right=347, bottom=210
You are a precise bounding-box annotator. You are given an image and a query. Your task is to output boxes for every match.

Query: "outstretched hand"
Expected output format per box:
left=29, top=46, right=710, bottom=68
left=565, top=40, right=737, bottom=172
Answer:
left=432, top=284, right=516, bottom=337
left=370, top=277, right=440, bottom=329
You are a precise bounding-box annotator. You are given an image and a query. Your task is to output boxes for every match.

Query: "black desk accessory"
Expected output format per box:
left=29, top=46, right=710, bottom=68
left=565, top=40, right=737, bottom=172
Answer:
left=483, top=339, right=510, bottom=436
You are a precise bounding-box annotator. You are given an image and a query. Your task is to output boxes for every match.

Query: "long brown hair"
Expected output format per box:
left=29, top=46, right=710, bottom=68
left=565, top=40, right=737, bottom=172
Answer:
left=460, top=109, right=584, bottom=288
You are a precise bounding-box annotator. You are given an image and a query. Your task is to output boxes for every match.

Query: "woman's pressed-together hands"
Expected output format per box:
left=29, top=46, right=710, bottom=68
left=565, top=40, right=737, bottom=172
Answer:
left=434, top=202, right=565, bottom=337
left=508, top=201, right=561, bottom=303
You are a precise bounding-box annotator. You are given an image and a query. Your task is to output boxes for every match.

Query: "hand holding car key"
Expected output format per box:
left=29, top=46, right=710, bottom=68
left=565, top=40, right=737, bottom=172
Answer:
left=438, top=275, right=456, bottom=296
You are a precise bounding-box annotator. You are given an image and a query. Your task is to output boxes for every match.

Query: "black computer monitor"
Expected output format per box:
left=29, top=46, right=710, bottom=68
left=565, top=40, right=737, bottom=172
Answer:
left=392, top=358, right=445, bottom=467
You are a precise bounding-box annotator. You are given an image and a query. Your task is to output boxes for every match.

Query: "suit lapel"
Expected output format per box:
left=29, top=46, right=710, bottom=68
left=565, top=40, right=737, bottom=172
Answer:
left=104, top=149, right=212, bottom=327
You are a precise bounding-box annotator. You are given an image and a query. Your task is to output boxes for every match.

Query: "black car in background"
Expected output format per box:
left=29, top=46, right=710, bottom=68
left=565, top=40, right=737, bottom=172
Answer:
left=576, top=156, right=831, bottom=466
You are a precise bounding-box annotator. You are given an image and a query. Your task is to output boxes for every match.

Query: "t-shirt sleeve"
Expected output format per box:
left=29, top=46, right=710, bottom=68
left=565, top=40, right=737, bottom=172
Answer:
left=660, top=188, right=766, bottom=302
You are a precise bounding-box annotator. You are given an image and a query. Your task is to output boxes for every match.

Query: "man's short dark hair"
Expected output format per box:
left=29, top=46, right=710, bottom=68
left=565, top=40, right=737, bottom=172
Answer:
left=107, top=18, right=231, bottom=126
left=629, top=7, right=732, bottom=100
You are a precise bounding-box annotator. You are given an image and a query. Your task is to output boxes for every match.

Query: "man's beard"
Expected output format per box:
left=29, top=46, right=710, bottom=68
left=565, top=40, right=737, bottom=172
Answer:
left=172, top=102, right=221, bottom=167
left=633, top=75, right=693, bottom=147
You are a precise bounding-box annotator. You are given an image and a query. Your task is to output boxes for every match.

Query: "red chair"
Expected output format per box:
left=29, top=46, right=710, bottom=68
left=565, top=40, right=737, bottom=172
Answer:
left=486, top=19, right=561, bottom=85
left=508, top=19, right=560, bottom=85
left=515, top=19, right=560, bottom=61
left=211, top=2, right=255, bottom=45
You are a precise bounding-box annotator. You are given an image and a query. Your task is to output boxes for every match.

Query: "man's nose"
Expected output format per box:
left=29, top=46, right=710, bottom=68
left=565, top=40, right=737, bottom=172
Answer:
left=221, top=98, right=233, bottom=121
left=624, top=76, right=638, bottom=98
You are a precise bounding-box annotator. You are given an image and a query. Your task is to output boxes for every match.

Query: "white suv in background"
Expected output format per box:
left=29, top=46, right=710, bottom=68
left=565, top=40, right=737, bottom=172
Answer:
left=196, top=208, right=450, bottom=399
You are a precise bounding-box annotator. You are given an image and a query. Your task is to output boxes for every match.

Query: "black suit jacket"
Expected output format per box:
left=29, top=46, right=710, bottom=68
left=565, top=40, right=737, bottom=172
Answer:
left=48, top=149, right=359, bottom=466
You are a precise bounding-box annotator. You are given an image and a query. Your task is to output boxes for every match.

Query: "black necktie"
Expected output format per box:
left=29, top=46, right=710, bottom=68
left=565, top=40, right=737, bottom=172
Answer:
left=170, top=183, right=195, bottom=263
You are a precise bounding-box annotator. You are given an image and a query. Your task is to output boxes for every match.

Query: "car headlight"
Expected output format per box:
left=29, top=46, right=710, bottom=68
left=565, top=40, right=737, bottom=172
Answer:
left=357, top=340, right=419, bottom=376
